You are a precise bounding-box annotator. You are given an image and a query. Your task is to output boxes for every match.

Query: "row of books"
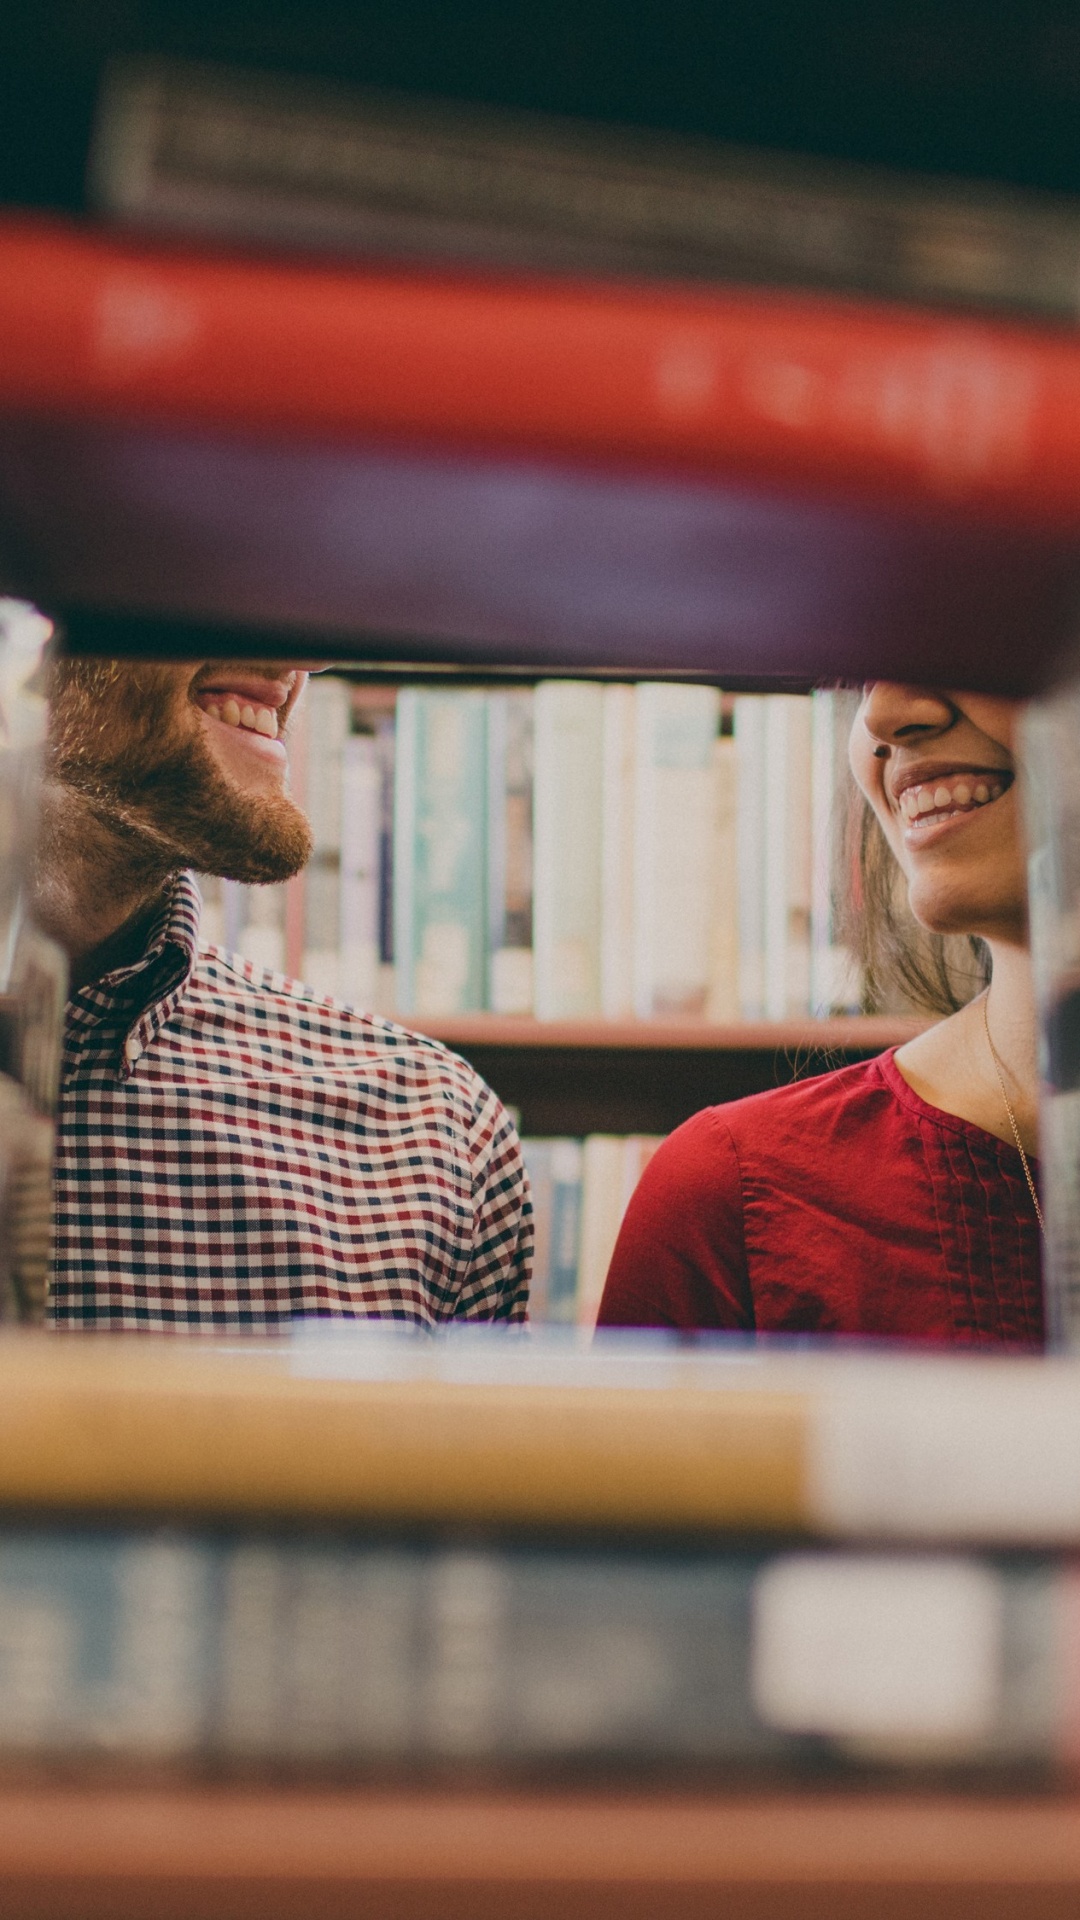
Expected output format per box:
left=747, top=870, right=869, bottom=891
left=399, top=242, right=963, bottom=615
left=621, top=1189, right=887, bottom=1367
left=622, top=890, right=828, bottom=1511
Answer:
left=522, top=1134, right=662, bottom=1326
left=201, top=678, right=861, bottom=1025
left=93, top=54, right=1080, bottom=327
left=0, top=1331, right=1078, bottom=1782
left=1, top=1521, right=1071, bottom=1772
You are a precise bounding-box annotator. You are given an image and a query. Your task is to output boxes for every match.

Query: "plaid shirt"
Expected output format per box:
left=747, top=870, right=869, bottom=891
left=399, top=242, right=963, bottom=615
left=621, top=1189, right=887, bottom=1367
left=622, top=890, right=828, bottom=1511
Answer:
left=51, top=874, right=531, bottom=1330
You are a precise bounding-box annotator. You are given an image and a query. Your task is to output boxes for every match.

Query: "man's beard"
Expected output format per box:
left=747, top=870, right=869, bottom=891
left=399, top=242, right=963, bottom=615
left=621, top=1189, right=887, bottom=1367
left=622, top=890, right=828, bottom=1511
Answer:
left=47, top=661, right=313, bottom=884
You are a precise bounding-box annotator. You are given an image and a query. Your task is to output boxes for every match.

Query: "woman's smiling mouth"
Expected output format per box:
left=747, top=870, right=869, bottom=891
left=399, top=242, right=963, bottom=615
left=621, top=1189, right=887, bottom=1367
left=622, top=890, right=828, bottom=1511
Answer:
left=892, top=764, right=1014, bottom=833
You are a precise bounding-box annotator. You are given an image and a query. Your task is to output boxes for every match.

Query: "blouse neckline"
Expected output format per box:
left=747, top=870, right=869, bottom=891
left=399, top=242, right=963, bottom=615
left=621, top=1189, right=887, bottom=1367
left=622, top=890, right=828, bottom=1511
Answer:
left=876, top=1044, right=1038, bottom=1165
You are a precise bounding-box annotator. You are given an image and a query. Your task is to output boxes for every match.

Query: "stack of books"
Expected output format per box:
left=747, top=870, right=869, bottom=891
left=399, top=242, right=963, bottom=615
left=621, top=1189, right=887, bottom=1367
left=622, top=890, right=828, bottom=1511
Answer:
left=202, top=677, right=861, bottom=1027
left=0, top=1327, right=1078, bottom=1790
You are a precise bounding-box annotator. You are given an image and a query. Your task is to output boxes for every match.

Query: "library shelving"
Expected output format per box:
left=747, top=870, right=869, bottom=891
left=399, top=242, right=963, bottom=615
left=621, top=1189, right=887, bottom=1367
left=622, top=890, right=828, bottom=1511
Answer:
left=406, top=1015, right=924, bottom=1136
left=0, top=1782, right=1077, bottom=1920
left=4, top=14, right=1080, bottom=1913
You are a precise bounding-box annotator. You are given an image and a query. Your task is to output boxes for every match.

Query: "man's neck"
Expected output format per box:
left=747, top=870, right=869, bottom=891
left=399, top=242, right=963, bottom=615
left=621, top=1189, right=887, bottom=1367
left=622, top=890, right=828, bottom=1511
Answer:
left=32, top=786, right=175, bottom=990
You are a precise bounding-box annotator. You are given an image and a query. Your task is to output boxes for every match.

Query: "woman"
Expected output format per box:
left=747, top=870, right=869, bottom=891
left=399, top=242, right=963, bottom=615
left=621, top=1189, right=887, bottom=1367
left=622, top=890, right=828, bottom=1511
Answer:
left=597, top=683, right=1043, bottom=1346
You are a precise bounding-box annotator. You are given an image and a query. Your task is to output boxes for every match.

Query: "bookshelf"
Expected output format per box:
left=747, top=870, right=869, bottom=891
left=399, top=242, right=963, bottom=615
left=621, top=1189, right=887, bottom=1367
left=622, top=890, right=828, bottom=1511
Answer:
left=408, top=1015, right=924, bottom=1137
left=2, top=10, right=1078, bottom=1912
left=1, top=1782, right=1077, bottom=1919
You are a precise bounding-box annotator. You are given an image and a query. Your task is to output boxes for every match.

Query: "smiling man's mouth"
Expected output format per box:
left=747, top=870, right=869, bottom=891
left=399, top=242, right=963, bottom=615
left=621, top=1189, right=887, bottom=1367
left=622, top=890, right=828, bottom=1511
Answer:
left=192, top=670, right=300, bottom=748
left=897, top=768, right=1013, bottom=827
left=200, top=694, right=280, bottom=738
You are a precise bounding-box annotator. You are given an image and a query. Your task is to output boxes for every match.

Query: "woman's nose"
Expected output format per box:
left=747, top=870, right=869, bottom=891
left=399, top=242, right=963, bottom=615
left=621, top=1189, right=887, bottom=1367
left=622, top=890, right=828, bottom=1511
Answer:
left=861, top=683, right=957, bottom=751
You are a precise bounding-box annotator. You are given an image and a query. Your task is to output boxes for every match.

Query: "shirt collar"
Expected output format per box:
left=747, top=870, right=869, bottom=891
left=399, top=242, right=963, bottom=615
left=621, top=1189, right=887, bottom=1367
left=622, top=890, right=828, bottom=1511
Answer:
left=67, top=871, right=202, bottom=1070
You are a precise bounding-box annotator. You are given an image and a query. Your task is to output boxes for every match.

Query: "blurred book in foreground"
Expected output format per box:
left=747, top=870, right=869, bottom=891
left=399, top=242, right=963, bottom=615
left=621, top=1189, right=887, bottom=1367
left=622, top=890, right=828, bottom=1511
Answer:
left=91, top=57, right=1080, bottom=324
left=0, top=1330, right=1075, bottom=1780
left=0, top=1523, right=1069, bottom=1782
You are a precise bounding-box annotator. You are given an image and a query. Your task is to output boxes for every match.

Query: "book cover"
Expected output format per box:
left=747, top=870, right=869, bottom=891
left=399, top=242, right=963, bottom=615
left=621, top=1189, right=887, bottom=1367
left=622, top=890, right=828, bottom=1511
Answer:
left=810, top=688, right=863, bottom=1017
left=633, top=683, right=721, bottom=1019
left=533, top=682, right=604, bottom=1020
left=577, top=1135, right=628, bottom=1330
left=546, top=1139, right=585, bottom=1325
left=297, top=676, right=352, bottom=998
left=339, top=731, right=381, bottom=1012
left=393, top=689, right=487, bottom=1017
left=764, top=694, right=813, bottom=1020
left=0, top=1521, right=1071, bottom=1777
left=706, top=727, right=741, bottom=1023
left=733, top=695, right=768, bottom=1021
left=373, top=700, right=398, bottom=1017
left=486, top=690, right=534, bottom=1016
left=599, top=684, right=637, bottom=1022
left=3, top=1331, right=1080, bottom=1542
left=92, top=56, right=1080, bottom=325
left=5, top=216, right=1080, bottom=532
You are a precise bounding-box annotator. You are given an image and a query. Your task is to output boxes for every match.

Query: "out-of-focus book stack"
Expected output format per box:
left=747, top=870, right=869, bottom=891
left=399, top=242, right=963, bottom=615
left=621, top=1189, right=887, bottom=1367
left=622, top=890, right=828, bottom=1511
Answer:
left=89, top=58, right=1080, bottom=326
left=0, top=1328, right=1077, bottom=1794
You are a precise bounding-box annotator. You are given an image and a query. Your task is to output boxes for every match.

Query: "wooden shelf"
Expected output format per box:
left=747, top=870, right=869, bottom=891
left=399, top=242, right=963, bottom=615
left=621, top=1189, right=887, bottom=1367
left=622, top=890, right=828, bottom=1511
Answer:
left=407, top=1015, right=926, bottom=1052
left=0, top=1781, right=1078, bottom=1918
left=399, top=1015, right=926, bottom=1135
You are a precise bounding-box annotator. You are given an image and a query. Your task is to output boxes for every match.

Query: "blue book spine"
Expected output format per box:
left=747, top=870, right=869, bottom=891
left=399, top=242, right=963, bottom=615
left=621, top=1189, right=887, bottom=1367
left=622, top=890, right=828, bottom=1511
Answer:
left=546, top=1139, right=584, bottom=1324
left=0, top=1530, right=1063, bottom=1775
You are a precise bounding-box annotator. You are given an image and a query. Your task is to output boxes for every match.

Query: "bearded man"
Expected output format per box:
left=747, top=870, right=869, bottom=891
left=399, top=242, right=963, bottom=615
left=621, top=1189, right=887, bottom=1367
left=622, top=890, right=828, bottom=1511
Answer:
left=36, top=657, right=530, bottom=1329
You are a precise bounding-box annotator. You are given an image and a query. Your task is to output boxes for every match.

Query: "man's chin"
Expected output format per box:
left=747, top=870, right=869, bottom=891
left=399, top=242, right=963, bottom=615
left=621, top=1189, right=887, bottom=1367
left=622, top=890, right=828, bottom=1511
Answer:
left=185, top=794, right=314, bottom=885
left=129, top=743, right=313, bottom=885
left=202, top=717, right=291, bottom=794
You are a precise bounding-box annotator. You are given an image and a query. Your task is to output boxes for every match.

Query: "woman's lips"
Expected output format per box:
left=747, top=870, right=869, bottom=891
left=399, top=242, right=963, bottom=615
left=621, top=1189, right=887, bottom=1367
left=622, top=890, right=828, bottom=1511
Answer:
left=897, top=770, right=1010, bottom=825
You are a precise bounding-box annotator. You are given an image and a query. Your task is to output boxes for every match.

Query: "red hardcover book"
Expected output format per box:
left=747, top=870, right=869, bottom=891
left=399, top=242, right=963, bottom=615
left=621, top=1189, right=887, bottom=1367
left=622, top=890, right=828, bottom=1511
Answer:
left=3, top=213, right=1080, bottom=532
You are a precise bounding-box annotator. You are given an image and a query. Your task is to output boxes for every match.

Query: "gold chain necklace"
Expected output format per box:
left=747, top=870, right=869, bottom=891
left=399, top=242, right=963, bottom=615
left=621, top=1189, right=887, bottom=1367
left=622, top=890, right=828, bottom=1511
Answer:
left=981, top=994, right=1045, bottom=1237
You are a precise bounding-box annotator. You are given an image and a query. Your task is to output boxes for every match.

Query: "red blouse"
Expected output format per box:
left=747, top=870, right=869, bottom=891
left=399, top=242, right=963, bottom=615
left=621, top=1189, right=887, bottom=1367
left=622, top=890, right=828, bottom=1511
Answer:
left=597, top=1049, right=1044, bottom=1347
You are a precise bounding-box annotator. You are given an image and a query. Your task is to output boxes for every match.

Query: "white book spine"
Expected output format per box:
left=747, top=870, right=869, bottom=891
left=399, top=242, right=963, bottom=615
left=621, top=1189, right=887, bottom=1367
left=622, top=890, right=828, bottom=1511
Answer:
left=600, top=684, right=636, bottom=1021
left=810, top=689, right=862, bottom=1015
left=763, top=697, right=790, bottom=1021
left=533, top=682, right=604, bottom=1020
left=706, top=730, right=740, bottom=1023
left=392, top=689, right=419, bottom=1014
left=734, top=695, right=767, bottom=1020
left=486, top=690, right=534, bottom=1016
left=339, top=733, right=381, bottom=1011
left=633, top=683, right=720, bottom=1019
left=576, top=1134, right=627, bottom=1330
left=764, top=695, right=812, bottom=1020
left=786, top=696, right=814, bottom=1017
left=301, top=675, right=351, bottom=998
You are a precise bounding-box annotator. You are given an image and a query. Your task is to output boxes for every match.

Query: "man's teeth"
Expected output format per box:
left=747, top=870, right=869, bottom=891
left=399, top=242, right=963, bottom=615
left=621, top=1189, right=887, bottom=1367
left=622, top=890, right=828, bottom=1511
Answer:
left=899, top=776, right=1005, bottom=821
left=203, top=698, right=279, bottom=739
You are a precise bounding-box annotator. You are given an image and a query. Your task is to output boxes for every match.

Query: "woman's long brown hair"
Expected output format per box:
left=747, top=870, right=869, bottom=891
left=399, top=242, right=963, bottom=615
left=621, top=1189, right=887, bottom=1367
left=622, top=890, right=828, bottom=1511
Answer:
left=839, top=785, right=991, bottom=1017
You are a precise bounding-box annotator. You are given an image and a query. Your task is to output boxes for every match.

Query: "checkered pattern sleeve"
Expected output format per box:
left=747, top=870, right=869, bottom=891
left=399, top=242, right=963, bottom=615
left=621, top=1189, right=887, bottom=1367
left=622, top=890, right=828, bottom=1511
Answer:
left=456, top=1077, right=533, bottom=1323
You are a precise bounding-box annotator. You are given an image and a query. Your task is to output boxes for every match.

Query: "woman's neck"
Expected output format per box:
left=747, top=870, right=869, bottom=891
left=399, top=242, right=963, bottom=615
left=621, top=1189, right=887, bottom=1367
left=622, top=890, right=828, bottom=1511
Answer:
left=893, top=940, right=1039, bottom=1155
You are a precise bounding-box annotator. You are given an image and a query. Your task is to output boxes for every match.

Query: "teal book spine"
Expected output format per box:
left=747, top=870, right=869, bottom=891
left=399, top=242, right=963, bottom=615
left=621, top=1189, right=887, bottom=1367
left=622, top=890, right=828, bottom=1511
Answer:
left=394, top=690, right=487, bottom=1016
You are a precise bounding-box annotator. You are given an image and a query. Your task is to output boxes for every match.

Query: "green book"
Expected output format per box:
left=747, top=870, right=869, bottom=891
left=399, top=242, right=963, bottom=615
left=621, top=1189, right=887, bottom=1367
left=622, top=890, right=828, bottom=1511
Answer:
left=394, top=689, right=487, bottom=1016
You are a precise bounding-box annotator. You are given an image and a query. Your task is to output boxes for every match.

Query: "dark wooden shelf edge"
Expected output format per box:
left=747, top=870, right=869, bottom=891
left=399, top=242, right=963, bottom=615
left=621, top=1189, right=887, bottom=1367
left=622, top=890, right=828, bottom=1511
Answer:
left=403, top=1015, right=927, bottom=1051
left=0, top=1782, right=1078, bottom=1920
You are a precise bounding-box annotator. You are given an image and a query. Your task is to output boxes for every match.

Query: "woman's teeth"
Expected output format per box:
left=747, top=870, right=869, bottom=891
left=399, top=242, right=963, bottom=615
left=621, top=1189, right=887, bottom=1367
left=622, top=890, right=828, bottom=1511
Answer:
left=899, top=775, right=1006, bottom=822
left=202, top=698, right=279, bottom=739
